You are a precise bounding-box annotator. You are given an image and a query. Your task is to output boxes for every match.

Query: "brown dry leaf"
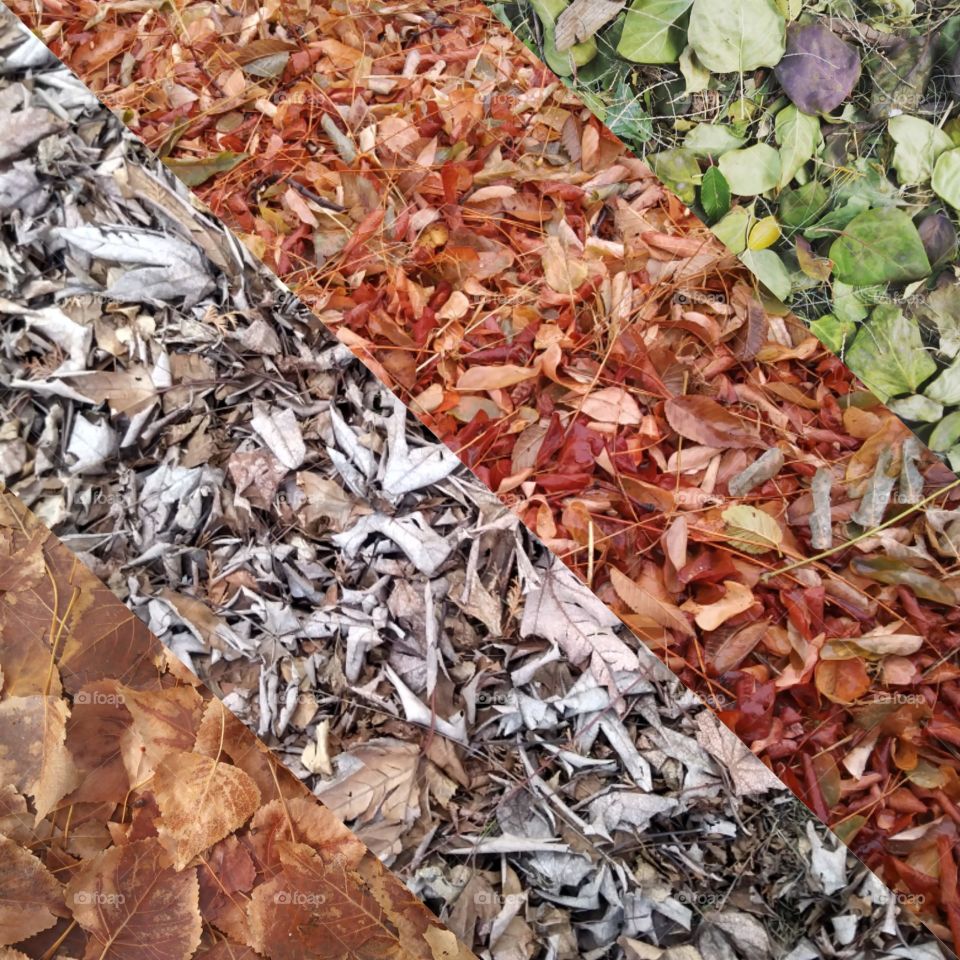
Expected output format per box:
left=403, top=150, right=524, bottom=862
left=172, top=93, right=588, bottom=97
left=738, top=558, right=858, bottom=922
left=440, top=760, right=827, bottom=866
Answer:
left=455, top=365, right=538, bottom=391
left=59, top=583, right=162, bottom=695
left=815, top=658, right=872, bottom=705
left=610, top=566, right=695, bottom=637
left=66, top=837, right=202, bottom=960
left=0, top=529, right=52, bottom=696
left=664, top=396, right=760, bottom=449
left=0, top=694, right=78, bottom=821
left=65, top=681, right=133, bottom=804
left=248, top=797, right=367, bottom=871
left=694, top=713, right=781, bottom=797
left=578, top=387, right=642, bottom=425
left=681, top=581, right=755, bottom=631
left=542, top=237, right=589, bottom=293
left=157, top=589, right=236, bottom=655
left=154, top=750, right=261, bottom=869
left=296, top=473, right=367, bottom=532
left=121, top=684, right=206, bottom=776
left=315, top=739, right=419, bottom=824
left=705, top=621, right=768, bottom=674
left=555, top=0, right=625, bottom=49
left=247, top=840, right=407, bottom=960
left=0, top=833, right=64, bottom=944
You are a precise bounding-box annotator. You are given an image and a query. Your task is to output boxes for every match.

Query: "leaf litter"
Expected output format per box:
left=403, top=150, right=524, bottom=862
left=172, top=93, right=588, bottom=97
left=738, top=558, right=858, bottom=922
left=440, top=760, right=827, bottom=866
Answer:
left=0, top=13, right=954, bottom=959
left=14, top=0, right=960, bottom=467
left=5, top=0, right=960, bottom=947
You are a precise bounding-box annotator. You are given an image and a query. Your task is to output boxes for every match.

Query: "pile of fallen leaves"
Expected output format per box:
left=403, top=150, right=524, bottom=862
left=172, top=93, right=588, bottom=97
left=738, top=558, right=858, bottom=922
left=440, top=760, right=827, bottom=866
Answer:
left=7, top=0, right=960, bottom=945
left=15, top=0, right=960, bottom=459
left=0, top=491, right=473, bottom=960
left=0, top=16, right=954, bottom=958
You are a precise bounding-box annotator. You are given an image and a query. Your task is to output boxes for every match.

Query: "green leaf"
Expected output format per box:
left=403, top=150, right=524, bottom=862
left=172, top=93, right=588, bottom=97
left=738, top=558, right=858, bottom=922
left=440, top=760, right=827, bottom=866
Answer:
left=605, top=78, right=655, bottom=142
left=845, top=305, right=937, bottom=401
left=887, top=395, right=944, bottom=423
left=678, top=44, right=711, bottom=92
left=830, top=281, right=870, bottom=326
left=718, top=143, right=781, bottom=196
left=617, top=0, right=693, bottom=63
left=163, top=152, right=248, bottom=187
left=687, top=0, right=785, bottom=73
left=711, top=205, right=752, bottom=254
left=700, top=166, right=731, bottom=223
left=828, top=208, right=931, bottom=286
left=932, top=148, right=960, bottom=210
left=774, top=106, right=821, bottom=188
left=683, top=124, right=746, bottom=157
left=927, top=410, right=960, bottom=453
left=915, top=283, right=960, bottom=358
left=850, top=556, right=957, bottom=605
left=810, top=314, right=855, bottom=353
left=923, top=355, right=960, bottom=406
left=888, top=116, right=953, bottom=186
left=739, top=248, right=792, bottom=301
left=779, top=181, right=829, bottom=229
left=651, top=148, right=702, bottom=204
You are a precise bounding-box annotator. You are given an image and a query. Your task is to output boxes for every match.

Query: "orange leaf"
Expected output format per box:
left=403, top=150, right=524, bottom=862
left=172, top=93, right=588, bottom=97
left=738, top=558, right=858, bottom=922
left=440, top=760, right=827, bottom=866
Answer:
left=815, top=658, right=871, bottom=705
left=154, top=750, right=261, bottom=869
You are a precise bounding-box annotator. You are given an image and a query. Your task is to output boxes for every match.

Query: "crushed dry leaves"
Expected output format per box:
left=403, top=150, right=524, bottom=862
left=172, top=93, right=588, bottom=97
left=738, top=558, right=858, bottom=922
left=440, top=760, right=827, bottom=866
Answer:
left=0, top=492, right=476, bottom=960
left=0, top=15, right=955, bottom=959
left=4, top=0, right=960, bottom=944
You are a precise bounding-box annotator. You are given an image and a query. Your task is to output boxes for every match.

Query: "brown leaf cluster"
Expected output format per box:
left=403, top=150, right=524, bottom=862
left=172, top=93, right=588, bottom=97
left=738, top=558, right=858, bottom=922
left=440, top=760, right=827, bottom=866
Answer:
left=0, top=491, right=474, bottom=960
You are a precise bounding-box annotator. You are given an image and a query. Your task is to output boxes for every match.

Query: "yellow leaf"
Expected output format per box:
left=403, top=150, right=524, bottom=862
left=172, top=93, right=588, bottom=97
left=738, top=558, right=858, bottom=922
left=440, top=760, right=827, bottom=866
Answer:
left=721, top=505, right=783, bottom=554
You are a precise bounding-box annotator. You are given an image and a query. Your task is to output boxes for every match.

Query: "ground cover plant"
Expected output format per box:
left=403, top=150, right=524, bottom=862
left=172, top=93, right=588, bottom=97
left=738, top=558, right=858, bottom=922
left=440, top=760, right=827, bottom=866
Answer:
left=450, top=0, right=960, bottom=454
left=4, top=0, right=960, bottom=950
left=0, top=18, right=955, bottom=957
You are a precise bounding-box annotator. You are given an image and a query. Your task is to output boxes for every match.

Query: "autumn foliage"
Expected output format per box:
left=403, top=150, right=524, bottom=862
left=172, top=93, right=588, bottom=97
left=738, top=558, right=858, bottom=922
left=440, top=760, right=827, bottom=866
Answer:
left=7, top=0, right=960, bottom=948
left=0, top=491, right=473, bottom=960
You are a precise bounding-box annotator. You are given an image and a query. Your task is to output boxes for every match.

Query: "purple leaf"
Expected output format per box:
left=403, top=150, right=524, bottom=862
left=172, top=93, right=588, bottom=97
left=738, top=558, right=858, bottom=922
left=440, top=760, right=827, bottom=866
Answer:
left=774, top=23, right=861, bottom=115
left=919, top=213, right=958, bottom=268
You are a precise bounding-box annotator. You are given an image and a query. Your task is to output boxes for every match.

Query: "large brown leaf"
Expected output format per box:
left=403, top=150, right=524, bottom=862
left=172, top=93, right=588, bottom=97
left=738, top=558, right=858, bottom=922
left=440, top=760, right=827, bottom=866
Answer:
left=0, top=526, right=56, bottom=697
left=154, top=750, right=260, bottom=869
left=246, top=798, right=366, bottom=873
left=65, top=681, right=133, bottom=804
left=0, top=834, right=64, bottom=945
left=66, top=837, right=201, bottom=960
left=0, top=695, right=78, bottom=821
left=663, top=395, right=760, bottom=449
left=247, top=840, right=409, bottom=960
left=121, top=685, right=205, bottom=777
